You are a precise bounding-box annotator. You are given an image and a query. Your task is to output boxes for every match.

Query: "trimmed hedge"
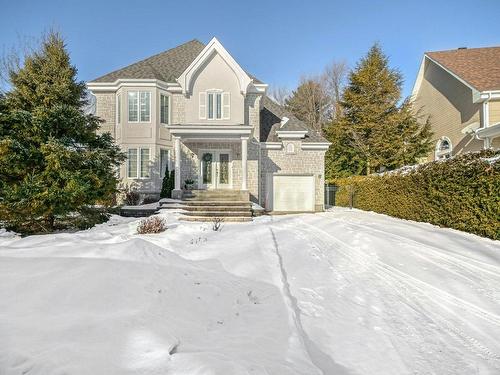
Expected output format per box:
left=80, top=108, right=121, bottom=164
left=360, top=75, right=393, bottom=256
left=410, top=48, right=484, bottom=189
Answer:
left=330, top=150, right=500, bottom=240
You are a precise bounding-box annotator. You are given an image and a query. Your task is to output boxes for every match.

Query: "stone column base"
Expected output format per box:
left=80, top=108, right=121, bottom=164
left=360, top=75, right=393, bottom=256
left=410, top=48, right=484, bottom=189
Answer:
left=171, top=189, right=183, bottom=200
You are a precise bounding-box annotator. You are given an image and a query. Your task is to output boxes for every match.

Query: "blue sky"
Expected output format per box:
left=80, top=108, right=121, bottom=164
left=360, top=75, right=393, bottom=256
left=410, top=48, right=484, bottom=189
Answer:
left=1, top=0, right=499, bottom=97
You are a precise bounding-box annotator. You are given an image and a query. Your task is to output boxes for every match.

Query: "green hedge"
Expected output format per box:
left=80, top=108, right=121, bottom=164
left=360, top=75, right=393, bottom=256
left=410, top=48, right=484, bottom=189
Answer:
left=330, top=150, right=500, bottom=240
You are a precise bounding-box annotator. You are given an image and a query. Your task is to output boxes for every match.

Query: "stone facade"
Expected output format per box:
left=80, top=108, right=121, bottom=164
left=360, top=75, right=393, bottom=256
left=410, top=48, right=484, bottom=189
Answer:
left=261, top=140, right=325, bottom=211
left=95, top=92, right=116, bottom=138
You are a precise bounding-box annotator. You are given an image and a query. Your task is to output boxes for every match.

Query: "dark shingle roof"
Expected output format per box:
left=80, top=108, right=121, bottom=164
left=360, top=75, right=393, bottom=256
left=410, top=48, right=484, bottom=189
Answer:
left=89, top=39, right=263, bottom=84
left=260, top=96, right=328, bottom=143
left=90, top=39, right=205, bottom=83
left=426, top=46, right=500, bottom=91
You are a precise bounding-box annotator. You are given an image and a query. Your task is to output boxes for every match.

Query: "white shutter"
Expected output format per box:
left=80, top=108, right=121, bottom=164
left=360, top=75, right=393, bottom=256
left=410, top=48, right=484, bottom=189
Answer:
left=222, top=92, right=230, bottom=120
left=199, top=92, right=207, bottom=119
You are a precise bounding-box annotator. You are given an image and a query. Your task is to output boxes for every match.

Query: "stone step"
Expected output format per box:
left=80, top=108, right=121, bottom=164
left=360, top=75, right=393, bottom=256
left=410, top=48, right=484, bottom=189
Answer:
left=183, top=205, right=252, bottom=212
left=182, top=210, right=252, bottom=217
left=182, top=201, right=251, bottom=206
left=179, top=216, right=253, bottom=222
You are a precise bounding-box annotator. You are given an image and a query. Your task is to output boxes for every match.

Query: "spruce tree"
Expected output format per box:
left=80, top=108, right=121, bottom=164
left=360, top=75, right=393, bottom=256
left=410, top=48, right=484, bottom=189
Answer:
left=0, top=32, right=125, bottom=233
left=325, top=43, right=432, bottom=177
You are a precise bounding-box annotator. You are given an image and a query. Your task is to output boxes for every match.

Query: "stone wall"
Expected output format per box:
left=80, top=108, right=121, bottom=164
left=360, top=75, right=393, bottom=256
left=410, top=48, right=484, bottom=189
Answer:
left=261, top=140, right=326, bottom=211
left=94, top=92, right=115, bottom=137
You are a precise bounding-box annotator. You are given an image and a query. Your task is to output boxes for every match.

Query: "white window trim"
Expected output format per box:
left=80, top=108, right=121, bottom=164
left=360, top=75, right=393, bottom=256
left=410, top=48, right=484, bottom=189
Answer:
left=127, top=147, right=151, bottom=179
left=127, top=91, right=152, bottom=123
left=160, top=93, right=171, bottom=125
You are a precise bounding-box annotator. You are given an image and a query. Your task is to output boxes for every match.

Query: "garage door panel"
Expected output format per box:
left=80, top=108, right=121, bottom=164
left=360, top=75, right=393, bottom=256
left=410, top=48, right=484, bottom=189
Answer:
left=273, top=175, right=314, bottom=212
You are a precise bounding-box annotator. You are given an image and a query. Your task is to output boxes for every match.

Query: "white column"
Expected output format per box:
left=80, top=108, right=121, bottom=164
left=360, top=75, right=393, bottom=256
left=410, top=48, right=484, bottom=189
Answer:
left=174, top=136, right=181, bottom=191
left=241, top=137, right=248, bottom=191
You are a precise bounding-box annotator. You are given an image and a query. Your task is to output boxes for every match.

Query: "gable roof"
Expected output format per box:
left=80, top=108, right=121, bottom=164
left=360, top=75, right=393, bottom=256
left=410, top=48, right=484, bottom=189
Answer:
left=260, top=96, right=328, bottom=143
left=89, top=39, right=262, bottom=85
left=426, top=46, right=500, bottom=92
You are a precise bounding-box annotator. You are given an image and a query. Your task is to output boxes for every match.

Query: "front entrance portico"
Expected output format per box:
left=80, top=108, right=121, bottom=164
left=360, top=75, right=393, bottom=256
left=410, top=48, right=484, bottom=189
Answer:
left=167, top=125, right=252, bottom=199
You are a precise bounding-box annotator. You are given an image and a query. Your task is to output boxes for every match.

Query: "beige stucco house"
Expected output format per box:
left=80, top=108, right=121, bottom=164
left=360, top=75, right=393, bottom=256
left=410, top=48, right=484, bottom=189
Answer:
left=412, top=46, right=500, bottom=160
left=87, top=38, right=330, bottom=212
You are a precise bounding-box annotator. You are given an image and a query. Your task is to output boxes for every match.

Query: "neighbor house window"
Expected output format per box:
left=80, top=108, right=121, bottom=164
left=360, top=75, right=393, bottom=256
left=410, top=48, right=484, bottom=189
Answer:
left=160, top=94, right=169, bottom=124
left=128, top=91, right=151, bottom=122
left=117, top=94, right=121, bottom=124
left=435, top=137, right=452, bottom=160
left=199, top=91, right=230, bottom=120
left=160, top=149, right=170, bottom=178
left=127, top=148, right=150, bottom=178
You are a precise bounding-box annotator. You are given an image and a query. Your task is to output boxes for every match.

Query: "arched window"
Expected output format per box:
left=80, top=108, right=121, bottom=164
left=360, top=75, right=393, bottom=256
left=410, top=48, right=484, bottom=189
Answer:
left=286, top=143, right=295, bottom=154
left=435, top=137, right=452, bottom=160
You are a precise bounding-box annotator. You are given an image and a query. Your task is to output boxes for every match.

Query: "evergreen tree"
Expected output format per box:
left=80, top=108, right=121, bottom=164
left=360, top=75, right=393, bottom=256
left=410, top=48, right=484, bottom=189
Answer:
left=325, top=43, right=432, bottom=177
left=160, top=164, right=170, bottom=198
left=0, top=32, right=125, bottom=233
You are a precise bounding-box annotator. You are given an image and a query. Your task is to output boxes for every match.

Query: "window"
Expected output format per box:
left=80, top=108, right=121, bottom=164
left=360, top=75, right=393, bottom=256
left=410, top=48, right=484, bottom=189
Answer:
left=140, top=149, right=150, bottom=178
left=160, top=149, right=170, bottom=178
left=160, top=94, right=169, bottom=125
left=199, top=91, right=230, bottom=120
left=286, top=143, right=295, bottom=154
left=128, top=148, right=138, bottom=178
left=128, top=91, right=151, bottom=122
left=435, top=137, right=452, bottom=160
left=117, top=94, right=121, bottom=124
left=127, top=148, right=150, bottom=178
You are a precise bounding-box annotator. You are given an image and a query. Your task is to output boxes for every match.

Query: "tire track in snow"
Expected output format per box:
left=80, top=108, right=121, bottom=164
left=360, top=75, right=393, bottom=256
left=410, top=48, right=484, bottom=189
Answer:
left=294, top=218, right=500, bottom=366
left=320, top=216, right=500, bottom=277
left=268, top=226, right=353, bottom=375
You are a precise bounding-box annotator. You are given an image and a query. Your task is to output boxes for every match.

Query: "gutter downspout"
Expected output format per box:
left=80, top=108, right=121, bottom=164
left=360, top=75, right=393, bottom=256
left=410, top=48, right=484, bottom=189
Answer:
left=479, top=93, right=492, bottom=149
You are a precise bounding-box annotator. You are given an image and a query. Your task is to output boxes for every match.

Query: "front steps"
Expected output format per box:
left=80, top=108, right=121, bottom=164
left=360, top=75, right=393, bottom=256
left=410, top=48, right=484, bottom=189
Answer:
left=161, top=189, right=254, bottom=222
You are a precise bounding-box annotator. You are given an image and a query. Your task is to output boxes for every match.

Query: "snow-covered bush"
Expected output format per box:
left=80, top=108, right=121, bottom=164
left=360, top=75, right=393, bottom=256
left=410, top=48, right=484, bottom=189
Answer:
left=137, top=216, right=167, bottom=234
left=330, top=150, right=500, bottom=240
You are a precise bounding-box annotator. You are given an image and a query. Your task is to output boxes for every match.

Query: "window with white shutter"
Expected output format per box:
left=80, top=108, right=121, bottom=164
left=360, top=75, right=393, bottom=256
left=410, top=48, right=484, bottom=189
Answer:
left=199, top=92, right=206, bottom=119
left=222, top=92, right=230, bottom=119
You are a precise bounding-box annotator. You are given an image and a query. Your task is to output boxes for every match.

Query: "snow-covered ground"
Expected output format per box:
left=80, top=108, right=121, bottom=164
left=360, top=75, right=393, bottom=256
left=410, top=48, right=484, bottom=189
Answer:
left=1, top=208, right=500, bottom=374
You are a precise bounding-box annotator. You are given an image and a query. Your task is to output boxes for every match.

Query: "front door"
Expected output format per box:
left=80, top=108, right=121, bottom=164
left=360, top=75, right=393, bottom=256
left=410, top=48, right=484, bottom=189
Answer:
left=200, top=150, right=232, bottom=189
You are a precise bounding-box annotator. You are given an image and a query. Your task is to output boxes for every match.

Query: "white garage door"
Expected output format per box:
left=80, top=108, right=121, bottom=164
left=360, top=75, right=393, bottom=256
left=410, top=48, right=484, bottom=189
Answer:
left=273, top=175, right=315, bottom=212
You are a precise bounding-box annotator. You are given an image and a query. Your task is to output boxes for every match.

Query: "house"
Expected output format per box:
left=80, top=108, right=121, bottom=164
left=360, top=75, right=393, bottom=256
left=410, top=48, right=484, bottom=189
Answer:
left=86, top=38, right=330, bottom=212
left=412, top=46, right=500, bottom=160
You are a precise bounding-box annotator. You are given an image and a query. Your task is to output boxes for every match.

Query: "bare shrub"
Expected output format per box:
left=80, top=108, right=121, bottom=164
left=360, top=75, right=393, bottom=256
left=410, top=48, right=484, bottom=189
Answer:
left=124, top=188, right=140, bottom=206
left=137, top=216, right=167, bottom=234
left=212, top=217, right=224, bottom=232
left=141, top=195, right=158, bottom=205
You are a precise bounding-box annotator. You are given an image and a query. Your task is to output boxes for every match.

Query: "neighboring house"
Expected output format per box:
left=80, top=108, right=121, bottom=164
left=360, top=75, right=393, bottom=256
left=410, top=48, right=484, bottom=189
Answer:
left=87, top=38, right=330, bottom=212
left=412, top=46, right=500, bottom=160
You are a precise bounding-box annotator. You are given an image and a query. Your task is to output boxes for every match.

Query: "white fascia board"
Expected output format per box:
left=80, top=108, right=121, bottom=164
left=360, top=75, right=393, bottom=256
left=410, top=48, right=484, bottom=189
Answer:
left=301, top=142, right=331, bottom=150
left=87, top=79, right=180, bottom=92
left=166, top=124, right=252, bottom=137
left=247, top=83, right=268, bottom=94
left=261, top=142, right=282, bottom=150
left=479, top=91, right=500, bottom=100
left=177, top=37, right=253, bottom=95
left=476, top=122, right=500, bottom=139
left=276, top=130, right=308, bottom=139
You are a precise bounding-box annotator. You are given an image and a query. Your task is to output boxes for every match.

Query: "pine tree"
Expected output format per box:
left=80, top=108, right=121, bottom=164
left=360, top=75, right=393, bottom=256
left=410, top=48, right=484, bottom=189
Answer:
left=0, top=32, right=125, bottom=233
left=325, top=43, right=432, bottom=177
